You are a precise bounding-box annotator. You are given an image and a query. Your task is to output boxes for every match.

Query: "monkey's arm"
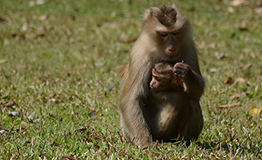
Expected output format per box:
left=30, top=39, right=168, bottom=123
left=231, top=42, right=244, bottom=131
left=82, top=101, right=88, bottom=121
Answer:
left=119, top=63, right=153, bottom=148
left=173, top=62, right=205, bottom=99
left=120, top=97, right=153, bottom=148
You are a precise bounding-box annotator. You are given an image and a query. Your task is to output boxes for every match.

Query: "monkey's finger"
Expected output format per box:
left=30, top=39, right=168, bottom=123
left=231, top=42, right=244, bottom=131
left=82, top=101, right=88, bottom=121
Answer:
left=174, top=64, right=188, bottom=70
left=174, top=67, right=187, bottom=71
left=174, top=70, right=185, bottom=76
left=173, top=68, right=185, bottom=74
left=174, top=73, right=185, bottom=78
left=174, top=62, right=183, bottom=66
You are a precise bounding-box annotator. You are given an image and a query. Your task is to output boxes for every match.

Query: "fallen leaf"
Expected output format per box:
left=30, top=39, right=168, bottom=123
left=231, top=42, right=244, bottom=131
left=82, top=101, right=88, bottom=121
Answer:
left=123, top=11, right=133, bottom=17
left=29, top=1, right=35, bottom=6
left=225, top=77, right=233, bottom=85
left=3, top=101, right=15, bottom=107
left=236, top=77, right=250, bottom=85
left=0, top=101, right=7, bottom=105
left=210, top=43, right=217, bottom=49
left=20, top=121, right=28, bottom=127
left=153, top=140, right=159, bottom=149
left=188, top=7, right=196, bottom=12
left=256, top=7, right=262, bottom=13
left=239, top=22, right=248, bottom=31
left=38, top=156, right=47, bottom=160
left=236, top=77, right=246, bottom=83
left=0, top=16, right=7, bottom=22
left=45, top=98, right=56, bottom=104
left=8, top=111, right=20, bottom=116
left=50, top=140, right=59, bottom=146
left=231, top=0, right=248, bottom=6
left=209, top=68, right=219, bottom=73
left=256, top=7, right=262, bottom=17
left=230, top=92, right=249, bottom=99
left=119, top=37, right=137, bottom=43
left=28, top=112, right=35, bottom=121
left=219, top=103, right=240, bottom=108
left=0, top=59, right=8, bottom=64
left=243, top=63, right=252, bottom=70
left=197, top=42, right=206, bottom=49
left=34, top=118, right=41, bottom=123
left=21, top=23, right=28, bottom=31
left=60, top=153, right=77, bottom=160
left=36, top=0, right=45, bottom=5
left=215, top=52, right=227, bottom=60
left=88, top=111, right=96, bottom=119
left=0, top=130, right=8, bottom=135
left=10, top=33, right=18, bottom=37
left=249, top=108, right=262, bottom=116
left=94, top=144, right=100, bottom=151
left=25, top=32, right=45, bottom=39
left=86, top=143, right=93, bottom=148
left=228, top=7, right=235, bottom=13
left=77, top=125, right=88, bottom=132
left=39, top=14, right=48, bottom=21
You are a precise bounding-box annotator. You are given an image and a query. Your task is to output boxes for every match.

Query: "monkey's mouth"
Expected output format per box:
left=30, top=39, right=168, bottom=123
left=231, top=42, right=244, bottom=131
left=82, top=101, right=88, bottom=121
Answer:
left=156, top=60, right=180, bottom=66
left=150, top=88, right=160, bottom=92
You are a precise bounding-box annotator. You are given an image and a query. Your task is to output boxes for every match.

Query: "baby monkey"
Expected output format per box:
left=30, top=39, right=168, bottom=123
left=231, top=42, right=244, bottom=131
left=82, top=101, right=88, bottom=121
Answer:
left=146, top=61, right=203, bottom=143
left=147, top=61, right=190, bottom=142
left=150, top=62, right=183, bottom=91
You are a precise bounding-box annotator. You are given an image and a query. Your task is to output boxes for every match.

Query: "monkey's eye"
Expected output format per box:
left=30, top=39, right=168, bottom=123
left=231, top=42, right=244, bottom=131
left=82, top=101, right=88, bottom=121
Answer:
left=158, top=31, right=168, bottom=37
left=155, top=77, right=162, bottom=81
left=172, top=30, right=180, bottom=36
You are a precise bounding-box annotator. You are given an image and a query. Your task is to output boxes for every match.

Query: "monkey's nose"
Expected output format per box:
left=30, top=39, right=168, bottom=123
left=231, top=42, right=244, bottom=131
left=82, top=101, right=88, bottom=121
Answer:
left=168, top=47, right=176, bottom=52
left=166, top=47, right=178, bottom=58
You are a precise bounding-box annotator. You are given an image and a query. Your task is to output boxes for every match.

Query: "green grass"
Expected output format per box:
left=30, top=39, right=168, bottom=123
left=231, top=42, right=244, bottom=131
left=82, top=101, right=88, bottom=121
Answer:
left=1, top=0, right=262, bottom=159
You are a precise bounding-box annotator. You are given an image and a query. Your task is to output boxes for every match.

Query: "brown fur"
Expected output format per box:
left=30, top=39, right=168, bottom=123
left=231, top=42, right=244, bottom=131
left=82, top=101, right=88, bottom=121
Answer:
left=148, top=62, right=202, bottom=143
left=153, top=5, right=177, bottom=27
left=119, top=5, right=204, bottom=148
left=150, top=62, right=183, bottom=91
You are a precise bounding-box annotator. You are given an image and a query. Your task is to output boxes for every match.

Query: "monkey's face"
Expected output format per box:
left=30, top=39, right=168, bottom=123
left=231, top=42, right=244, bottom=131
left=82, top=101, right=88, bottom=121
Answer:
left=143, top=5, right=188, bottom=60
left=155, top=24, right=183, bottom=59
left=150, top=76, right=173, bottom=92
left=150, top=67, right=173, bottom=92
left=150, top=76, right=161, bottom=91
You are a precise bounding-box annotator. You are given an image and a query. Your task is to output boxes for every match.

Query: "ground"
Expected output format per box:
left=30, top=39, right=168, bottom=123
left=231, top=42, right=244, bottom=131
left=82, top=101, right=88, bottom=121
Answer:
left=0, top=0, right=262, bottom=159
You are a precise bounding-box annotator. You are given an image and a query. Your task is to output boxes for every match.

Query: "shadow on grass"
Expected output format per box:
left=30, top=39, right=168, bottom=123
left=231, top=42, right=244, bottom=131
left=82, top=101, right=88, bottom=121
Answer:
left=196, top=140, right=261, bottom=156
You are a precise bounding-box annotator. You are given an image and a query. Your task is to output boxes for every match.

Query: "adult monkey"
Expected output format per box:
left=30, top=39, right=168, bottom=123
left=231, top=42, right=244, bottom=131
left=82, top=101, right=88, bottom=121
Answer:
left=119, top=4, right=205, bottom=148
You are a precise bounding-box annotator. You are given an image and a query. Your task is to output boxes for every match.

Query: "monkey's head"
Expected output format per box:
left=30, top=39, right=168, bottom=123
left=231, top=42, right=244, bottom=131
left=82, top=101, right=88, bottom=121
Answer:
left=143, top=5, right=192, bottom=60
left=150, top=62, right=178, bottom=91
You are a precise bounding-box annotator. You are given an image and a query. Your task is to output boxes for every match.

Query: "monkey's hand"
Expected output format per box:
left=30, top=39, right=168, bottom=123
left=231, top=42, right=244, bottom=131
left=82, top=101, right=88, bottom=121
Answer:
left=173, top=62, right=194, bottom=81
left=173, top=62, right=204, bottom=98
left=174, top=76, right=183, bottom=85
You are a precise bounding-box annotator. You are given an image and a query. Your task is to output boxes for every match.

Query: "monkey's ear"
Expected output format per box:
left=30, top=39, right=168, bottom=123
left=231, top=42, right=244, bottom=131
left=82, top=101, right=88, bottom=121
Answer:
left=143, top=7, right=159, bottom=23
left=171, top=78, right=178, bottom=85
left=152, top=67, right=157, bottom=74
left=172, top=77, right=183, bottom=85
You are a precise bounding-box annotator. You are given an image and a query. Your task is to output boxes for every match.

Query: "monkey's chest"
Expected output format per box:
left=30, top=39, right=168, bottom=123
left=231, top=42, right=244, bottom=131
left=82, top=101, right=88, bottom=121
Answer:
left=156, top=104, right=179, bottom=129
left=144, top=94, right=190, bottom=141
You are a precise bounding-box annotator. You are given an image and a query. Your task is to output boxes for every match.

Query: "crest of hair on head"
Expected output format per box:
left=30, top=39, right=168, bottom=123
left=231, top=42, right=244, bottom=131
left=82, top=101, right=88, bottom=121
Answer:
left=154, top=4, right=177, bottom=27
left=143, top=4, right=188, bottom=30
left=143, top=5, right=177, bottom=27
left=154, top=63, right=173, bottom=76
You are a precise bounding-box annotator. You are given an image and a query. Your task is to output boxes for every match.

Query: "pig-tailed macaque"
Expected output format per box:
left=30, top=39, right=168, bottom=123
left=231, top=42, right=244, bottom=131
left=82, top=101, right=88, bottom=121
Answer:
left=150, top=62, right=183, bottom=91
left=119, top=4, right=204, bottom=148
left=148, top=62, right=203, bottom=143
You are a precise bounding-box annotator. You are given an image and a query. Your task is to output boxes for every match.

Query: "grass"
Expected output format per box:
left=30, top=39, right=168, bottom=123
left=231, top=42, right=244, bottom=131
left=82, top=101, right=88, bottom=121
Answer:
left=1, top=0, right=262, bottom=159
